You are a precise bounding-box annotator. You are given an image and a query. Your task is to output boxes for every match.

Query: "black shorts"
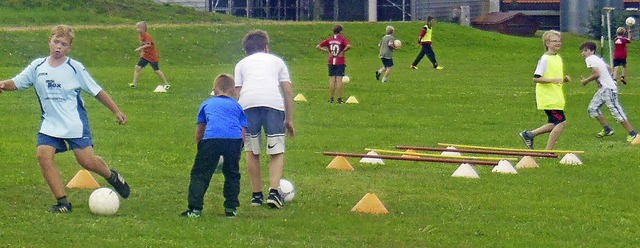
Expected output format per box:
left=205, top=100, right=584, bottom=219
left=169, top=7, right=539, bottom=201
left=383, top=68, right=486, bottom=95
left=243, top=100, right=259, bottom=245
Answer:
left=381, top=58, right=394, bottom=68
left=328, top=64, right=346, bottom=77
left=613, top=59, right=627, bottom=67
left=544, top=110, right=566, bottom=125
left=137, top=57, right=160, bottom=71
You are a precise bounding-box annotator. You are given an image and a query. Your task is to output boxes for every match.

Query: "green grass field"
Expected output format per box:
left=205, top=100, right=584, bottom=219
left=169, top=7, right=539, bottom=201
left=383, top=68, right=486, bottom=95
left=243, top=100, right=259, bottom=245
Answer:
left=1, top=1, right=640, bottom=247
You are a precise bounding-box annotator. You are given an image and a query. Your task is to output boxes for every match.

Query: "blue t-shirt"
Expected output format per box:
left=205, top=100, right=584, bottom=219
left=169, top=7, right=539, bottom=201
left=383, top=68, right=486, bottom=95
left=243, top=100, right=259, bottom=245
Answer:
left=12, top=57, right=103, bottom=138
left=197, top=96, right=248, bottom=139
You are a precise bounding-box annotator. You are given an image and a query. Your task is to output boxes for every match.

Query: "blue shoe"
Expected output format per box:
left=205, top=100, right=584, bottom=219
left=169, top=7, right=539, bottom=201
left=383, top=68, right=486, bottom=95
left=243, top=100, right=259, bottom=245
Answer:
left=266, top=191, right=284, bottom=209
left=251, top=193, right=263, bottom=206
left=519, top=131, right=534, bottom=149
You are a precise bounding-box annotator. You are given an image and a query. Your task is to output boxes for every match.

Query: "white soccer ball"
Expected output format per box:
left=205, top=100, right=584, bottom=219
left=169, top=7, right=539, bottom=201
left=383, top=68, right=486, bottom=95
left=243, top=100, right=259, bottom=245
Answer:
left=342, top=75, right=350, bottom=83
left=393, top=39, right=402, bottom=49
left=626, top=17, right=636, bottom=26
left=89, top=187, right=120, bottom=216
left=278, top=179, right=295, bottom=203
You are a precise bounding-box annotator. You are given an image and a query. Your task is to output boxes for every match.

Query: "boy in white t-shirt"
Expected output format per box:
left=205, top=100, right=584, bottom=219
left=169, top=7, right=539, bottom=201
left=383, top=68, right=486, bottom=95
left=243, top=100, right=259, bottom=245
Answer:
left=579, top=41, right=638, bottom=142
left=0, top=25, right=130, bottom=213
left=234, top=30, right=295, bottom=209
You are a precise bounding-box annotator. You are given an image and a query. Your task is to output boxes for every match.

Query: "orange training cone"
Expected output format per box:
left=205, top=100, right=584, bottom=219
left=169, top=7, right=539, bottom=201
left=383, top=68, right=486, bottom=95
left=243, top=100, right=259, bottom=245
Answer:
left=326, top=156, right=354, bottom=171
left=351, top=193, right=389, bottom=214
left=66, top=169, right=100, bottom=189
left=632, top=135, right=640, bottom=145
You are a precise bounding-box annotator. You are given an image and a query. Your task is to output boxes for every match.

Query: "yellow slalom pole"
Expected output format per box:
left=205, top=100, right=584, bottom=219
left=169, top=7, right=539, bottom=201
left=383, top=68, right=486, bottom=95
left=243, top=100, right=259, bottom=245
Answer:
left=437, top=143, right=585, bottom=154
left=365, top=148, right=518, bottom=161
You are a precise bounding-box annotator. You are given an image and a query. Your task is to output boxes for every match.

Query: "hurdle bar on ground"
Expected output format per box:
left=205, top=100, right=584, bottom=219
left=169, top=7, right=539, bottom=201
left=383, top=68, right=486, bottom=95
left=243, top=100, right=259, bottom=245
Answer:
left=323, top=152, right=498, bottom=166
left=437, top=143, right=584, bottom=154
left=364, top=148, right=519, bottom=161
left=395, top=145, right=558, bottom=158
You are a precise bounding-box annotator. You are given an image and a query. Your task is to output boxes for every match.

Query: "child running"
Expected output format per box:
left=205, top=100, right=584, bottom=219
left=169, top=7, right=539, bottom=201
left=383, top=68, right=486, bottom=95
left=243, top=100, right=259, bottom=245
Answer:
left=130, top=21, right=171, bottom=89
left=376, top=26, right=399, bottom=83
left=613, top=26, right=632, bottom=84
left=519, top=30, right=571, bottom=150
left=579, top=41, right=638, bottom=142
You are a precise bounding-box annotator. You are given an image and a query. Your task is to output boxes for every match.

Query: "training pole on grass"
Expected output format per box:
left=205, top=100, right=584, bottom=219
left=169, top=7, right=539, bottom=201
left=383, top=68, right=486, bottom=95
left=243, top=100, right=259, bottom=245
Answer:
left=323, top=152, right=498, bottom=166
left=395, top=145, right=558, bottom=158
left=364, top=148, right=518, bottom=161
left=437, top=143, right=584, bottom=154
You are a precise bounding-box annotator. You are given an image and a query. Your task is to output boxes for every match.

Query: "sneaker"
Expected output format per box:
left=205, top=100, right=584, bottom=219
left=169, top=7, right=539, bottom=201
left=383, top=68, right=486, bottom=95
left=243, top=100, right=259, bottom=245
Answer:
left=337, top=98, right=345, bottom=104
left=519, top=131, right=534, bottom=149
left=596, top=129, right=614, bottom=138
left=128, top=83, right=137, bottom=88
left=327, top=98, right=334, bottom=104
left=225, top=208, right=237, bottom=218
left=266, top=192, right=284, bottom=209
left=410, top=65, right=418, bottom=69
left=164, top=84, right=171, bottom=90
left=251, top=194, right=263, bottom=206
left=108, top=169, right=130, bottom=199
left=627, top=133, right=638, bottom=142
left=621, top=76, right=627, bottom=85
left=435, top=66, right=444, bottom=70
left=375, top=71, right=381, bottom=81
left=50, top=202, right=72, bottom=213
left=180, top=209, right=201, bottom=218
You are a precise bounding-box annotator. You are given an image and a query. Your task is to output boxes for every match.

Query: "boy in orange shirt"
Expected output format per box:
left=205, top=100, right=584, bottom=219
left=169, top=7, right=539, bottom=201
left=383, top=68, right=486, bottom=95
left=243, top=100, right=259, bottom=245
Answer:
left=130, top=21, right=170, bottom=89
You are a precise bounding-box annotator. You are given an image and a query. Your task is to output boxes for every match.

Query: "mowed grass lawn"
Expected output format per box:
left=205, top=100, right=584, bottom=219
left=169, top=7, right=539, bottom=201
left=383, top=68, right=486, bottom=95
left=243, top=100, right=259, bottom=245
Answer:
left=1, top=20, right=640, bottom=247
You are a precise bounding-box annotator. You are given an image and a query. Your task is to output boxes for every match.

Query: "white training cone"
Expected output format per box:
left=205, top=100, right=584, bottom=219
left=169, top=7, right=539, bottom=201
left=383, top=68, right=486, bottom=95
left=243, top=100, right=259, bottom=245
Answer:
left=210, top=90, right=216, bottom=96
left=359, top=151, right=385, bottom=165
left=451, top=163, right=480, bottom=178
left=559, top=153, right=583, bottom=165
left=441, top=146, right=462, bottom=156
left=492, top=160, right=518, bottom=174
left=153, top=85, right=167, bottom=93
left=515, top=156, right=539, bottom=169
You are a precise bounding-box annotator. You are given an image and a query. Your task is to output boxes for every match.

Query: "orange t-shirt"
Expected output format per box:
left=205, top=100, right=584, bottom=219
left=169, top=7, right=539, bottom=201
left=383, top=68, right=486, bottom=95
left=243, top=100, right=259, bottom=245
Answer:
left=140, top=32, right=160, bottom=62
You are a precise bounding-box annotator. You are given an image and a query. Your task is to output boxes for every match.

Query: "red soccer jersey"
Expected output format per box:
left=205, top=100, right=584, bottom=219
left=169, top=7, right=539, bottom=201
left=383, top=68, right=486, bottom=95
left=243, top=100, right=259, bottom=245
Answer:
left=318, top=34, right=350, bottom=65
left=614, top=36, right=631, bottom=59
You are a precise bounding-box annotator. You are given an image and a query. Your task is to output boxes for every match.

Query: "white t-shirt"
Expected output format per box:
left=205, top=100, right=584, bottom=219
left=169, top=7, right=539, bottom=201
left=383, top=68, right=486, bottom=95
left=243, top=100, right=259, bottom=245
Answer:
left=234, top=52, right=291, bottom=111
left=585, top=54, right=617, bottom=92
left=12, top=57, right=103, bottom=138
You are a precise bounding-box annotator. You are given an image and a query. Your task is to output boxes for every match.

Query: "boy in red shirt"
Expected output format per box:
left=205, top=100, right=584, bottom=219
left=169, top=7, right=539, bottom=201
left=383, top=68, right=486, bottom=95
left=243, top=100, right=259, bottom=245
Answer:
left=613, top=26, right=632, bottom=84
left=130, top=21, right=171, bottom=89
left=316, top=24, right=351, bottom=104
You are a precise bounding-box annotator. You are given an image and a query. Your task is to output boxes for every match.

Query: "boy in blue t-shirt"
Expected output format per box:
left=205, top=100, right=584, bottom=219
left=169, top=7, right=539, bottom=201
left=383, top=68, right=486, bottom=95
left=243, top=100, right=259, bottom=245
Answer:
left=181, top=74, right=248, bottom=218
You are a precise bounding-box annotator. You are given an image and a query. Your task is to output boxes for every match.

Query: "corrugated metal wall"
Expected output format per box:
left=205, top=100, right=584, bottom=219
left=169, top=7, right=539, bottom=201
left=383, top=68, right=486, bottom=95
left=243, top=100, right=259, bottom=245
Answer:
left=413, top=0, right=484, bottom=22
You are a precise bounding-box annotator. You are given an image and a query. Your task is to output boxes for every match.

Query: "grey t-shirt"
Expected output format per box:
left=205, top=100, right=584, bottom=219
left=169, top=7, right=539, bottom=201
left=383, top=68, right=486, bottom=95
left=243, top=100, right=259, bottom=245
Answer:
left=379, top=34, right=395, bottom=59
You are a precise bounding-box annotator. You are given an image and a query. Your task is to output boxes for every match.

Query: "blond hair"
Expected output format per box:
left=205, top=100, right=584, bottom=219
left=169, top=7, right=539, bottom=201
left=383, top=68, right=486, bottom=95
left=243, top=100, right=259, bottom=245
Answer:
left=542, top=30, right=561, bottom=51
left=50, top=25, right=75, bottom=44
left=136, top=21, right=148, bottom=31
left=386, top=26, right=395, bottom=35
left=616, top=27, right=626, bottom=36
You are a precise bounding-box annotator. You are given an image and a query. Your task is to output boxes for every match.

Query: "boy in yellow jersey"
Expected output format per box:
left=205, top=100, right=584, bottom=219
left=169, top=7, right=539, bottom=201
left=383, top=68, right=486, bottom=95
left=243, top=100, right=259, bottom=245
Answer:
left=410, top=16, right=443, bottom=70
left=519, top=30, right=571, bottom=150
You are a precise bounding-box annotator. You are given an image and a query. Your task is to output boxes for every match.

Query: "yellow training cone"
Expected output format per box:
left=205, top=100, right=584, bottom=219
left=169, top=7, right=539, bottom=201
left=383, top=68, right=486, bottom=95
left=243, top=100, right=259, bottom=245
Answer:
left=294, top=93, right=307, bottom=102
left=326, top=156, right=354, bottom=171
left=401, top=149, right=420, bottom=158
left=351, top=193, right=388, bottom=214
left=345, top=96, right=359, bottom=104
left=66, top=170, right=100, bottom=189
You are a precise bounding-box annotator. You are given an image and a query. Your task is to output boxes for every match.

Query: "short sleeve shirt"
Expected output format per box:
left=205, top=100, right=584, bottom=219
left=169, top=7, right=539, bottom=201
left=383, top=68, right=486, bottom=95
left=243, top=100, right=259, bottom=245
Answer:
left=613, top=36, right=631, bottom=59
left=585, top=54, right=618, bottom=92
left=379, top=34, right=395, bottom=59
left=12, top=57, right=103, bottom=138
left=197, top=96, right=248, bottom=139
left=140, top=32, right=160, bottom=62
left=234, top=52, right=291, bottom=111
left=317, top=34, right=350, bottom=65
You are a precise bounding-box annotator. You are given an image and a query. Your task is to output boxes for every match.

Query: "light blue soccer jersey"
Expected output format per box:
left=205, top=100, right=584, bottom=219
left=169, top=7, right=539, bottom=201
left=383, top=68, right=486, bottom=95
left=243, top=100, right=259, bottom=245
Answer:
left=12, top=57, right=103, bottom=138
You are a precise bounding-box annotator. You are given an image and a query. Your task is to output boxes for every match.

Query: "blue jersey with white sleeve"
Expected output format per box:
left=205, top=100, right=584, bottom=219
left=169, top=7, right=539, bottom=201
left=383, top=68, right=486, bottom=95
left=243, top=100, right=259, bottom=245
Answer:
left=12, top=57, right=104, bottom=138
